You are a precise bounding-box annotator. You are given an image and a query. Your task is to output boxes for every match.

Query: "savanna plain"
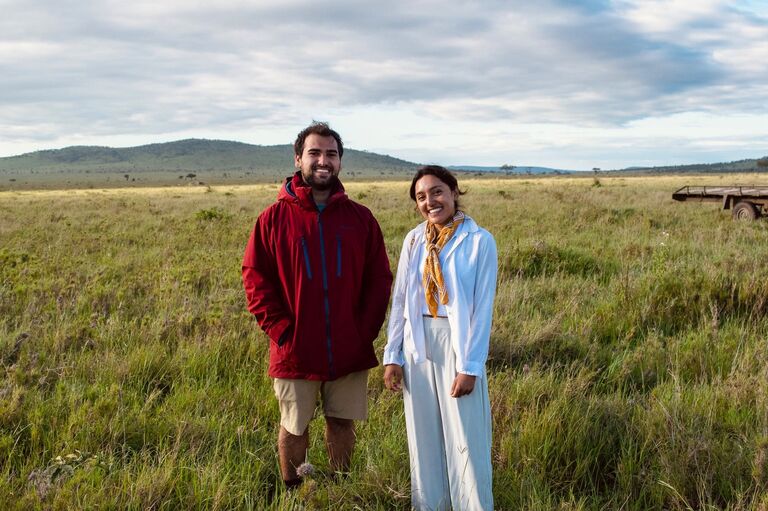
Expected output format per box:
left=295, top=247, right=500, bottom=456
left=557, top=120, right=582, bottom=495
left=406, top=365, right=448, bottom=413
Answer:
left=2, top=173, right=768, bottom=510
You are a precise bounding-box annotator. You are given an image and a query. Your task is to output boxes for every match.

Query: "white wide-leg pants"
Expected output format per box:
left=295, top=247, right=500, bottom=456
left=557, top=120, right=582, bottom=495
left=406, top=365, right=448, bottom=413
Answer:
left=403, top=317, right=494, bottom=511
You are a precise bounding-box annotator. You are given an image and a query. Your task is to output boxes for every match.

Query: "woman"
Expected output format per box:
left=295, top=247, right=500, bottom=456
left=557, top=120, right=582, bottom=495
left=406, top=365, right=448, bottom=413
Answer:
left=383, top=165, right=497, bottom=510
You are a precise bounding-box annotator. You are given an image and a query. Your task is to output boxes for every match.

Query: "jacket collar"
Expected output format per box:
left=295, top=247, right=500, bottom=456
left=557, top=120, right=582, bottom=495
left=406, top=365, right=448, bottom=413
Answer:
left=278, top=171, right=348, bottom=211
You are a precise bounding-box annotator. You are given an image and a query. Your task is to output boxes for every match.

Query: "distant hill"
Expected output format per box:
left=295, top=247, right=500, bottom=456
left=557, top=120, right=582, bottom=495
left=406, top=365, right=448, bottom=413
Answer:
left=0, top=139, right=418, bottom=177
left=619, top=157, right=768, bottom=174
left=2, top=138, right=766, bottom=190
left=447, top=165, right=575, bottom=175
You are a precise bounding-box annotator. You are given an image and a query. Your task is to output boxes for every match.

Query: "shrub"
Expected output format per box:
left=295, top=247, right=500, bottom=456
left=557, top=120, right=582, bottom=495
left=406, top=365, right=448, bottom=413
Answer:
left=194, top=207, right=230, bottom=221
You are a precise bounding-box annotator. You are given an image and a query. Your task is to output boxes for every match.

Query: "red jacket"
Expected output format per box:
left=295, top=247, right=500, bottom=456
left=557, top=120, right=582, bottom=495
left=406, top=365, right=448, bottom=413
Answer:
left=242, top=173, right=393, bottom=380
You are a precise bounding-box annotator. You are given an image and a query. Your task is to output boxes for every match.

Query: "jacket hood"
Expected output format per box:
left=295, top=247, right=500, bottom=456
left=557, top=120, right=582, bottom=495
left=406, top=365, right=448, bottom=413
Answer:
left=277, top=171, right=348, bottom=211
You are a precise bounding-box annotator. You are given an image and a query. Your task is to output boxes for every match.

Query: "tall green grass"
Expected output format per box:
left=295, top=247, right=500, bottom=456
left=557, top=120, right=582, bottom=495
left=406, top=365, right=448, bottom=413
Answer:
left=2, top=175, right=768, bottom=509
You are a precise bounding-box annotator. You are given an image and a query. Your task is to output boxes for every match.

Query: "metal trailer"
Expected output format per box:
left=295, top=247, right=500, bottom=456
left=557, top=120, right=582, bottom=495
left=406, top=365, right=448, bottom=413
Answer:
left=672, top=185, right=768, bottom=220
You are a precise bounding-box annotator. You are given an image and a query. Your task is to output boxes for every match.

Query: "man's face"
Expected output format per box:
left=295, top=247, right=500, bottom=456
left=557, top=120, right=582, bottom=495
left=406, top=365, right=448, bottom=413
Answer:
left=295, top=134, right=341, bottom=191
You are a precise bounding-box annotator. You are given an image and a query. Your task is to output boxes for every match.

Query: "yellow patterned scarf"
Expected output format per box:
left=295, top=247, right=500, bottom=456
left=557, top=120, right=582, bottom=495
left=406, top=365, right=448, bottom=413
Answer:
left=423, top=211, right=465, bottom=317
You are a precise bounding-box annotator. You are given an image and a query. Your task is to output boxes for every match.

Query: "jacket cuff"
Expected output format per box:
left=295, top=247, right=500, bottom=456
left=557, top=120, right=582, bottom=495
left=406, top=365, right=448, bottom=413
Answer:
left=383, top=348, right=405, bottom=367
left=457, top=361, right=484, bottom=377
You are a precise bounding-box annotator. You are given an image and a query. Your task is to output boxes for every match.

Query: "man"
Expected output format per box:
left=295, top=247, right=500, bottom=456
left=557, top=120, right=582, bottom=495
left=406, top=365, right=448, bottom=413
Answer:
left=242, top=122, right=392, bottom=489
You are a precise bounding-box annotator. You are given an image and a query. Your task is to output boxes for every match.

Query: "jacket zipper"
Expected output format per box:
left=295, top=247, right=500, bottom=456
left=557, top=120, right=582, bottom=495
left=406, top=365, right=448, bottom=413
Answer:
left=317, top=212, right=335, bottom=378
left=300, top=237, right=313, bottom=279
left=336, top=235, right=342, bottom=277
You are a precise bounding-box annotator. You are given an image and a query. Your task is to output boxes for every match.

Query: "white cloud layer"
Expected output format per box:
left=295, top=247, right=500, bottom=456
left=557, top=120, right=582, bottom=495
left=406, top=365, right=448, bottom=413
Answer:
left=1, top=0, right=767, bottom=168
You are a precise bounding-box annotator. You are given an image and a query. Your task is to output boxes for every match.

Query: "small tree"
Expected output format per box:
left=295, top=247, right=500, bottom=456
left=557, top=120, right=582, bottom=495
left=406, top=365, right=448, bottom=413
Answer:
left=757, top=158, right=768, bottom=169
left=500, top=164, right=516, bottom=175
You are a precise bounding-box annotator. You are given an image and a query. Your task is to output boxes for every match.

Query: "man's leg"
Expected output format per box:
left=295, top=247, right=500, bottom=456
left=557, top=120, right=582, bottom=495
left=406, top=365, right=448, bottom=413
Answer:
left=273, top=378, right=319, bottom=488
left=325, top=417, right=355, bottom=473
left=321, top=370, right=369, bottom=474
left=278, top=425, right=309, bottom=486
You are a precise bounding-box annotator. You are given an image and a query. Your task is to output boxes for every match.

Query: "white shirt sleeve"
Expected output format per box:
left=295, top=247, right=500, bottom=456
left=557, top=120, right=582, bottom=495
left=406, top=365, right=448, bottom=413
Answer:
left=382, top=231, right=413, bottom=366
left=458, top=230, right=497, bottom=376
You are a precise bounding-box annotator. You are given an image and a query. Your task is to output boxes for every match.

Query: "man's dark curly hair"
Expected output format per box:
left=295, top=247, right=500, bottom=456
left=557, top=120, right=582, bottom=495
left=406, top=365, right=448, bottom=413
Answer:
left=294, top=122, right=344, bottom=158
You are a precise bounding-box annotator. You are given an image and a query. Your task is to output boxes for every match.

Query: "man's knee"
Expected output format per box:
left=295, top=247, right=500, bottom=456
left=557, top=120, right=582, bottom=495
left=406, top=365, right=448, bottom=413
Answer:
left=279, top=425, right=308, bottom=445
left=325, top=416, right=354, bottom=432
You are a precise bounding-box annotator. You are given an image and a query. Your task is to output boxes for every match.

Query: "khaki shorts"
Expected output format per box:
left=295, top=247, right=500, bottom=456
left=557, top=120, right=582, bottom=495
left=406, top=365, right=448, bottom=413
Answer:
left=273, top=370, right=369, bottom=436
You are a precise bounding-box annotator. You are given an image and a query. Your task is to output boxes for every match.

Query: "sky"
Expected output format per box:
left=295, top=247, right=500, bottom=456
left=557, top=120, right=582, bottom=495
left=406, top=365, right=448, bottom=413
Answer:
left=1, top=0, right=767, bottom=170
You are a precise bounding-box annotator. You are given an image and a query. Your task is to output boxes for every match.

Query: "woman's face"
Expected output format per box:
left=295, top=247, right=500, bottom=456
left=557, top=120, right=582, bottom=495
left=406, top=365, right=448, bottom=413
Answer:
left=413, top=174, right=458, bottom=227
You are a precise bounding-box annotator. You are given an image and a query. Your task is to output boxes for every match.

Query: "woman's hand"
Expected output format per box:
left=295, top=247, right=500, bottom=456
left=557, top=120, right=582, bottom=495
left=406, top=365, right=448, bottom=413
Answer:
left=383, top=364, right=404, bottom=392
left=450, top=373, right=476, bottom=397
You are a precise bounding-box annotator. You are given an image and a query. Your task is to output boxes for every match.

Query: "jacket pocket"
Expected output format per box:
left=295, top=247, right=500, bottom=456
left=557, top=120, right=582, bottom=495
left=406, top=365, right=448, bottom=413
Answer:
left=300, top=237, right=313, bottom=279
left=276, top=325, right=293, bottom=347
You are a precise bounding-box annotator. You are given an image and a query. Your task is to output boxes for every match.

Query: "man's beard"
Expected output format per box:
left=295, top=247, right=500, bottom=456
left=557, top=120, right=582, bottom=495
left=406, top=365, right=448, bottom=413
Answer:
left=303, top=168, right=339, bottom=191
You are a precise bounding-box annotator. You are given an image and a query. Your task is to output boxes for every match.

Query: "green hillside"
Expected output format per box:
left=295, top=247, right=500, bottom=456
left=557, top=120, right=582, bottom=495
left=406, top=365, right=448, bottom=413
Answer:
left=622, top=156, right=768, bottom=173
left=0, top=139, right=418, bottom=188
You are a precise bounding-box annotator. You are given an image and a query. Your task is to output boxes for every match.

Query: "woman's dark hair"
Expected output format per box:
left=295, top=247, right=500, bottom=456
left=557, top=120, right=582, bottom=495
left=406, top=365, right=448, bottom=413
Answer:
left=409, top=165, right=466, bottom=208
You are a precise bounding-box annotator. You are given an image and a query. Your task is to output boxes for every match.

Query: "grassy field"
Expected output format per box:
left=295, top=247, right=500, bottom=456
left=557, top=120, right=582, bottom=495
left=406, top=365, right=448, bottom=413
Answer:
left=2, top=173, right=768, bottom=510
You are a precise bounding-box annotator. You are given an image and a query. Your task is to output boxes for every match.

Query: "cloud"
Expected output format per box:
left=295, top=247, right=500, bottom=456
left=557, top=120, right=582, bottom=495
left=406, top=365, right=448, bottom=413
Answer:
left=0, top=0, right=766, bottom=167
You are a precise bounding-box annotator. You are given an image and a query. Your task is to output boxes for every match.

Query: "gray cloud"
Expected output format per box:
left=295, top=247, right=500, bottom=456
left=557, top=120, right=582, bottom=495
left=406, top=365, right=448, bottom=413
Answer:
left=1, top=0, right=766, bottom=165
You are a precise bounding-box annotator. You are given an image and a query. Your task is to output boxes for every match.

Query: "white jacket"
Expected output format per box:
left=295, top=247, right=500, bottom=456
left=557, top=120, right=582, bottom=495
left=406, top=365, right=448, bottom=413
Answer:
left=383, top=215, right=498, bottom=376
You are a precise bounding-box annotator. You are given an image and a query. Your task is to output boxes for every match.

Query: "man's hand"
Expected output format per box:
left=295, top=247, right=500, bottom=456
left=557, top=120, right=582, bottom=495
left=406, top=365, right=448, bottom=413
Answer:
left=383, top=364, right=404, bottom=392
left=450, top=373, right=476, bottom=398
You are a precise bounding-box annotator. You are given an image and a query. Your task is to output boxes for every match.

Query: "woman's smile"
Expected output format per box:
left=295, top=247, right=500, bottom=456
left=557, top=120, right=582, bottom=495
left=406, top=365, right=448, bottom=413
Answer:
left=414, top=174, right=458, bottom=227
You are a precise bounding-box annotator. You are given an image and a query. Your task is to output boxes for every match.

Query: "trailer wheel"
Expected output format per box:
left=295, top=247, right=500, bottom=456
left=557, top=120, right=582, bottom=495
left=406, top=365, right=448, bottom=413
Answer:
left=732, top=201, right=761, bottom=221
